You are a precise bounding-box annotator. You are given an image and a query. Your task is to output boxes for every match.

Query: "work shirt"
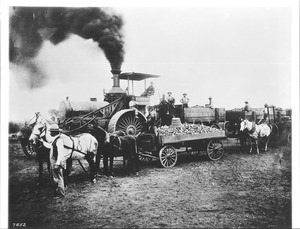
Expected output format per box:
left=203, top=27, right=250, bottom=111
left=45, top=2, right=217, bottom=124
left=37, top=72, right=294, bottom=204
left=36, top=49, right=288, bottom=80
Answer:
left=166, top=95, right=175, bottom=105
left=244, top=104, right=251, bottom=112
left=146, top=85, right=155, bottom=96
left=50, top=134, right=67, bottom=169
left=129, top=100, right=137, bottom=108
left=180, top=96, right=190, bottom=105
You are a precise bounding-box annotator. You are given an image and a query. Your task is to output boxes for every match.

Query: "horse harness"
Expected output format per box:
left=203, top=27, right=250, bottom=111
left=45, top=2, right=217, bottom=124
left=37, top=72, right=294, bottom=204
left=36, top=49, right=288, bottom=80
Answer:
left=62, top=136, right=90, bottom=158
left=111, top=135, right=123, bottom=151
left=249, top=123, right=256, bottom=134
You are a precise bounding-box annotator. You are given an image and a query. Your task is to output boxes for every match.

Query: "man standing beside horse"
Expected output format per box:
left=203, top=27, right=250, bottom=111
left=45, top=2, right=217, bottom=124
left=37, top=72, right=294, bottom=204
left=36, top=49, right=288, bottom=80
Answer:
left=49, top=124, right=98, bottom=197
left=49, top=124, right=68, bottom=197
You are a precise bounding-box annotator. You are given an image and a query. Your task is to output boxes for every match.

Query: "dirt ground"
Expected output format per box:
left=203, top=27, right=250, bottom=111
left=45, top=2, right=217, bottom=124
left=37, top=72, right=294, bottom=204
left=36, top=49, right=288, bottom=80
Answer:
left=8, top=138, right=291, bottom=228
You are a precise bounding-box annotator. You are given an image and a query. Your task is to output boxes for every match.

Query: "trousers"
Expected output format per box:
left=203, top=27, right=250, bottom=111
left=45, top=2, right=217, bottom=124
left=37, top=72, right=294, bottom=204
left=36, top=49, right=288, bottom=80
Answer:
left=52, top=165, right=65, bottom=197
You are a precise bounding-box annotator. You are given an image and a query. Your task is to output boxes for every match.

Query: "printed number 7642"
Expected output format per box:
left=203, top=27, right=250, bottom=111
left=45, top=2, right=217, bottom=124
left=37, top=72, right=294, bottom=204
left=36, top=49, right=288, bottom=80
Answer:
left=12, top=223, right=27, bottom=227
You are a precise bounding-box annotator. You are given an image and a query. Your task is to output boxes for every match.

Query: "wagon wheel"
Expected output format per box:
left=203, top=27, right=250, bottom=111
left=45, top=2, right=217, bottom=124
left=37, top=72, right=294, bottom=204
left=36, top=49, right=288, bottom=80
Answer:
left=206, top=139, right=224, bottom=161
left=287, top=133, right=291, bottom=145
left=20, top=138, right=36, bottom=158
left=108, top=109, right=146, bottom=136
left=270, top=123, right=279, bottom=136
left=159, top=145, right=177, bottom=168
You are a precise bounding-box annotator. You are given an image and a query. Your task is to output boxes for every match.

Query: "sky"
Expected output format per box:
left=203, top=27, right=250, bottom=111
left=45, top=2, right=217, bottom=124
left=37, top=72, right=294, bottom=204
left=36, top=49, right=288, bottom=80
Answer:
left=5, top=3, right=295, bottom=122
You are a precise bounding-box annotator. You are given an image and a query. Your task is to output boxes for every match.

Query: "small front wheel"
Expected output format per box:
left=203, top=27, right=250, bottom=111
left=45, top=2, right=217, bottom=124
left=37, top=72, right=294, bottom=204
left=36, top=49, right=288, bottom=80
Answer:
left=207, top=139, right=224, bottom=161
left=20, top=139, right=36, bottom=158
left=159, top=145, right=177, bottom=168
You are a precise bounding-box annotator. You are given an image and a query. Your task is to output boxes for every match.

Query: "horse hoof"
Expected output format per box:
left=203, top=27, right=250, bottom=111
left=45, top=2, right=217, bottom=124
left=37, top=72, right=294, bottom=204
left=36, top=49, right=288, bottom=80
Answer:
left=92, top=178, right=96, bottom=183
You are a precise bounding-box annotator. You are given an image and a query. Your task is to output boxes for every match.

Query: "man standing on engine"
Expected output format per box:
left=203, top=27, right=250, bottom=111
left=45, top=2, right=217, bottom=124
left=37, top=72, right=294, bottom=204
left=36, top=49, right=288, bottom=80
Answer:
left=129, top=97, right=139, bottom=118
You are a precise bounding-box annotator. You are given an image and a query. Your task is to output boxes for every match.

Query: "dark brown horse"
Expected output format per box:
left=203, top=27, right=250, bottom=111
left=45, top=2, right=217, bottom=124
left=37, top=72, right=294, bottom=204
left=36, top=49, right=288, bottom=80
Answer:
left=88, top=125, right=110, bottom=175
left=105, top=133, right=140, bottom=176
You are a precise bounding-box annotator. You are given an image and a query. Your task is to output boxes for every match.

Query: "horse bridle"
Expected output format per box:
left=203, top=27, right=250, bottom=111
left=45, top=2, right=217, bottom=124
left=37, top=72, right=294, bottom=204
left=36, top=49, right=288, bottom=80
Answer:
left=31, top=125, right=47, bottom=148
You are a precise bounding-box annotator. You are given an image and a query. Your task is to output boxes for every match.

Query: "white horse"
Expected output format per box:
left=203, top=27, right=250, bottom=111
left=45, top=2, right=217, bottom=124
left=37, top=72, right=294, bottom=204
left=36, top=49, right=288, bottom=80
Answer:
left=240, top=119, right=272, bottom=154
left=28, top=119, right=54, bottom=187
left=29, top=121, right=99, bottom=188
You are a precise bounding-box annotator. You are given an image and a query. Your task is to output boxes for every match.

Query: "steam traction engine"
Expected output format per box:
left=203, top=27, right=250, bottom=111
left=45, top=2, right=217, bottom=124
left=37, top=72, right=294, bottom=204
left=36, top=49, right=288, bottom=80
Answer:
left=58, top=70, right=159, bottom=135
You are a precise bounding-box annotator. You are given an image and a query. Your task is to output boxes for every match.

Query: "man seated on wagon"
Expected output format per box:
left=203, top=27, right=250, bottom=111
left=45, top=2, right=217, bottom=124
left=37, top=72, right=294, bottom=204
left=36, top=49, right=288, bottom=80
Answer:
left=205, top=96, right=214, bottom=109
left=244, top=101, right=251, bottom=112
left=145, top=108, right=159, bottom=136
left=258, top=103, right=269, bottom=124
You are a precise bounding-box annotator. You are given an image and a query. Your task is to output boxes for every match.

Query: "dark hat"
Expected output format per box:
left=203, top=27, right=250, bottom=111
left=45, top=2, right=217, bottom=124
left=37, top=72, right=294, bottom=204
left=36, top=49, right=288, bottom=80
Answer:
left=208, top=96, right=212, bottom=99
left=167, top=92, right=172, bottom=94
left=245, top=101, right=248, bottom=104
left=49, top=124, right=60, bottom=132
left=183, top=93, right=187, bottom=95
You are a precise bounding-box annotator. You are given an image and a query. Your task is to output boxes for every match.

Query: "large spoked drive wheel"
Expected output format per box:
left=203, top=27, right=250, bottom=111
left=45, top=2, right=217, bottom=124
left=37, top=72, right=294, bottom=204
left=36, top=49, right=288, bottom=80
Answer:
left=108, top=109, right=146, bottom=136
left=20, top=139, right=36, bottom=158
left=159, top=145, right=177, bottom=168
left=206, top=139, right=224, bottom=161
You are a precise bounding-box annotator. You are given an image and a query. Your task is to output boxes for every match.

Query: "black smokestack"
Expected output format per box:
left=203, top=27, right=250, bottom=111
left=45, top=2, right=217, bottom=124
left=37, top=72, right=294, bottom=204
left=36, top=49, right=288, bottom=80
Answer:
left=10, top=7, right=125, bottom=88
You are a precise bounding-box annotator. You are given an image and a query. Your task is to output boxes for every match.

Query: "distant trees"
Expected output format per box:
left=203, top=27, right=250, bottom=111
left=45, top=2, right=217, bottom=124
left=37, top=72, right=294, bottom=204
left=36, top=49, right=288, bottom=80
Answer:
left=9, top=121, right=22, bottom=133
left=48, top=109, right=59, bottom=122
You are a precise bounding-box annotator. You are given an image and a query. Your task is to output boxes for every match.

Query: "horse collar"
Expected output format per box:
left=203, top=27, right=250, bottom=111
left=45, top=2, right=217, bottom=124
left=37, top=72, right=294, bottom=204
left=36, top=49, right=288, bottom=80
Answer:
left=249, top=123, right=256, bottom=134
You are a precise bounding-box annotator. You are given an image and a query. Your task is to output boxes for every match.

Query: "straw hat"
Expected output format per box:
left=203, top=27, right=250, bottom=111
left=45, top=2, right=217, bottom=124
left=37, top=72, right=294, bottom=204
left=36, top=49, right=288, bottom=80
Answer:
left=49, top=124, right=60, bottom=132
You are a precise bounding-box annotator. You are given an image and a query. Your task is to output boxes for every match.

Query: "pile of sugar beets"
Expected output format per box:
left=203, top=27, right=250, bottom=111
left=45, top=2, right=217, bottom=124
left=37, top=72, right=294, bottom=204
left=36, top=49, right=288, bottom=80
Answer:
left=157, top=123, right=223, bottom=136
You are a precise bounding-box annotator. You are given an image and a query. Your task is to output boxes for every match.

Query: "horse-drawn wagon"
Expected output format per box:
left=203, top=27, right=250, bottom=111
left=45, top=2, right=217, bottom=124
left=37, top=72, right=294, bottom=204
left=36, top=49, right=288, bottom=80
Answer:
left=224, top=108, right=264, bottom=137
left=138, top=119, right=226, bottom=168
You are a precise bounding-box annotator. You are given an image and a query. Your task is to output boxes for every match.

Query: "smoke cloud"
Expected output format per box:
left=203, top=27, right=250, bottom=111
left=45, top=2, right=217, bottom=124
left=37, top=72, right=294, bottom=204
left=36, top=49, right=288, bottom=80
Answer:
left=9, top=7, right=125, bottom=88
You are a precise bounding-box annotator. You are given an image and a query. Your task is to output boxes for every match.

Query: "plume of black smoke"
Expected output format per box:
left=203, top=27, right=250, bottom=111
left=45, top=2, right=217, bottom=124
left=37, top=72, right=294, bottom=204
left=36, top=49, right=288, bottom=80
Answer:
left=10, top=7, right=125, bottom=88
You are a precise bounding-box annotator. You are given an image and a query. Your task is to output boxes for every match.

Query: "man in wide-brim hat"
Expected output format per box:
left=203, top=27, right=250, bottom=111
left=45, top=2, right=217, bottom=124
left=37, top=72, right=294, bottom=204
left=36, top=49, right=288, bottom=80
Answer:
left=180, top=93, right=190, bottom=108
left=49, top=123, right=66, bottom=198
